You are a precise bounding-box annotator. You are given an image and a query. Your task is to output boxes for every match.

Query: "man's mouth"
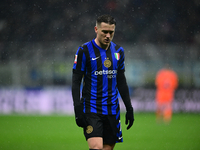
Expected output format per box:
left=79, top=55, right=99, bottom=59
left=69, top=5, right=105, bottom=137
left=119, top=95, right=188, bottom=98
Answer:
left=105, top=39, right=110, bottom=43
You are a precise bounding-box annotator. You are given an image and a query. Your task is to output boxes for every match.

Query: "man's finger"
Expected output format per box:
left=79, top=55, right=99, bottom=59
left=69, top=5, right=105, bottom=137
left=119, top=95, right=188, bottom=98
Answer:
left=127, top=120, right=133, bottom=130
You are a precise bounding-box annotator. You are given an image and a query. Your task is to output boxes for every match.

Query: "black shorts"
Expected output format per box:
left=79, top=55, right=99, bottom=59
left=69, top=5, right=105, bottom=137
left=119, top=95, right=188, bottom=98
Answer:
left=83, top=113, right=123, bottom=144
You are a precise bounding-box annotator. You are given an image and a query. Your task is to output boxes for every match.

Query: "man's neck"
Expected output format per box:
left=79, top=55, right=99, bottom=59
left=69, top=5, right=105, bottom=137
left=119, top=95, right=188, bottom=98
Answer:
left=94, top=38, right=109, bottom=50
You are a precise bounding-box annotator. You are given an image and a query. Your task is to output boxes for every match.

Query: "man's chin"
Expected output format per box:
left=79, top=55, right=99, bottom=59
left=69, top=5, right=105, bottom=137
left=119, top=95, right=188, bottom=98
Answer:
left=103, top=41, right=110, bottom=45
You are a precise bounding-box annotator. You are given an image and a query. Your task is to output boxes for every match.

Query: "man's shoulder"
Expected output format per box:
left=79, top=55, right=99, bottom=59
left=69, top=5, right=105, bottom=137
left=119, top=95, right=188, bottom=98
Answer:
left=111, top=41, right=123, bottom=51
left=77, top=41, right=92, bottom=53
left=80, top=40, right=92, bottom=48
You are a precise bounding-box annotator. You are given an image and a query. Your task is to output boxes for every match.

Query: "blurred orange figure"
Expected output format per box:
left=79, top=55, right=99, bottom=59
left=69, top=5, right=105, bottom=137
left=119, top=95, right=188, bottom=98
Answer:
left=155, top=65, right=178, bottom=123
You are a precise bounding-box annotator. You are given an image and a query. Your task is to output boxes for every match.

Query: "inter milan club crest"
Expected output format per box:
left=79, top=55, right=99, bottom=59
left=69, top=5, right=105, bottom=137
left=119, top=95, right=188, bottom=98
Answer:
left=104, top=58, right=111, bottom=68
left=86, top=125, right=93, bottom=134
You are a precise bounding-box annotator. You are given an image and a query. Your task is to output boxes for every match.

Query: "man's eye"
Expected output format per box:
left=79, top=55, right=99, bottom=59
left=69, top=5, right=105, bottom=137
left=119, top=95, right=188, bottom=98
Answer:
left=103, top=31, right=113, bottom=34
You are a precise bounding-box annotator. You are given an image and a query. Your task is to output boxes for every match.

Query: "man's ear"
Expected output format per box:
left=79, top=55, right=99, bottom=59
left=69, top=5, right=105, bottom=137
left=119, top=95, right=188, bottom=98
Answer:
left=94, top=26, right=98, bottom=33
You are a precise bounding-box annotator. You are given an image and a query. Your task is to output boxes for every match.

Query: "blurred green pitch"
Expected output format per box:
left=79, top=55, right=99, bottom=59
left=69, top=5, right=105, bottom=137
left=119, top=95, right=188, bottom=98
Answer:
left=0, top=113, right=199, bottom=150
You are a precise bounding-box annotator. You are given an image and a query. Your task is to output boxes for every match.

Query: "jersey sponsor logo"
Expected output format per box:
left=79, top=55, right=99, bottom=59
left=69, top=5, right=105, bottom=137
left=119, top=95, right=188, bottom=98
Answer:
left=86, top=125, right=93, bottom=134
left=92, top=56, right=100, bottom=60
left=94, top=69, right=117, bottom=78
left=107, top=74, right=116, bottom=79
left=104, top=58, right=111, bottom=68
left=74, top=55, right=77, bottom=64
left=94, top=70, right=117, bottom=75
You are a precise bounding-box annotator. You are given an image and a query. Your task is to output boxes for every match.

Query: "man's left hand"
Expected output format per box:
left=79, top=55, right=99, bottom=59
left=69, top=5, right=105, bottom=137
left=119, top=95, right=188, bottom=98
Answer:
left=125, top=107, right=134, bottom=130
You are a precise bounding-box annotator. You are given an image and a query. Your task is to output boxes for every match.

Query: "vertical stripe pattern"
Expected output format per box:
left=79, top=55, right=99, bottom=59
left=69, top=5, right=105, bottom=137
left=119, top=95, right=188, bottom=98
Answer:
left=72, top=39, right=125, bottom=115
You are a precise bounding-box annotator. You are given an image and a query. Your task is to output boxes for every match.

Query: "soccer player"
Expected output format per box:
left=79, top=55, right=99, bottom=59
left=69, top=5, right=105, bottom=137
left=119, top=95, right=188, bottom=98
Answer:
left=72, top=14, right=134, bottom=150
left=155, top=64, right=178, bottom=124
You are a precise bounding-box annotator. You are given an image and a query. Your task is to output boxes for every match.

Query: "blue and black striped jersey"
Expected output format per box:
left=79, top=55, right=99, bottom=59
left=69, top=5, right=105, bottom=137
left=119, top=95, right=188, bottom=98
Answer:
left=73, top=39, right=125, bottom=115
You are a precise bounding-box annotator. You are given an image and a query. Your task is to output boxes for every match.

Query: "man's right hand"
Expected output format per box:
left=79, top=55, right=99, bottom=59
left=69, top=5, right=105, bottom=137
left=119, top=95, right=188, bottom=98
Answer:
left=74, top=104, right=87, bottom=128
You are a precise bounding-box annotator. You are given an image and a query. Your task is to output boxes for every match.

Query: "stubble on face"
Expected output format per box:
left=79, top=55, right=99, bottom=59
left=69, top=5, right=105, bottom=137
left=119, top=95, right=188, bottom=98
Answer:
left=95, top=22, right=115, bottom=50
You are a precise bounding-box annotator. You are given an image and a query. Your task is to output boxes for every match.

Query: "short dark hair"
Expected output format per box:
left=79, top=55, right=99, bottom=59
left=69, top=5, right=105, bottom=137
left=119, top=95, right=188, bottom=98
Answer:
left=96, top=14, right=116, bottom=26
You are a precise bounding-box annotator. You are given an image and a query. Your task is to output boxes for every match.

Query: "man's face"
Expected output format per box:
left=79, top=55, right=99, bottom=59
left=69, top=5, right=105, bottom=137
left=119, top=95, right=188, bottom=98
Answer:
left=95, top=22, right=115, bottom=49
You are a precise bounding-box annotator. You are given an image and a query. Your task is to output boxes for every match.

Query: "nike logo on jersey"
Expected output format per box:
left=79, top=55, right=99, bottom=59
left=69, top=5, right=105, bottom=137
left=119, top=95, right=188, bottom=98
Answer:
left=118, top=136, right=123, bottom=140
left=92, top=56, right=100, bottom=60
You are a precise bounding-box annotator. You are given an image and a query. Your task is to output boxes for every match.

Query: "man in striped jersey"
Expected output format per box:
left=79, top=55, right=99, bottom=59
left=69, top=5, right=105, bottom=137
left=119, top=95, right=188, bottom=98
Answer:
left=72, top=14, right=134, bottom=150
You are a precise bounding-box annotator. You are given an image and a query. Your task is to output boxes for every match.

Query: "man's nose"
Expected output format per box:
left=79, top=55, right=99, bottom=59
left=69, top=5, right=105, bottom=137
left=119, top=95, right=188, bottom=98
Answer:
left=106, top=33, right=111, bottom=38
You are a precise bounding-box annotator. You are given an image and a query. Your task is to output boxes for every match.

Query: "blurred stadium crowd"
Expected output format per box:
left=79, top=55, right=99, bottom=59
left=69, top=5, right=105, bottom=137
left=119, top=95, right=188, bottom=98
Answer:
left=0, top=0, right=200, bottom=113
left=0, top=0, right=200, bottom=44
left=0, top=0, right=200, bottom=88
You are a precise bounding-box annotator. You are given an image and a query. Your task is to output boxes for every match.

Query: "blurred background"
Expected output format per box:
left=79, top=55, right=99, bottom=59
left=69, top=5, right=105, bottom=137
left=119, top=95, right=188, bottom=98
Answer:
left=0, top=0, right=200, bottom=114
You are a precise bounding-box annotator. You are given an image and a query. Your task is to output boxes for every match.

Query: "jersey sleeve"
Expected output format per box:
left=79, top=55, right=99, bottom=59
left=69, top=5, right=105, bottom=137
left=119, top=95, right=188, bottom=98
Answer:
left=72, top=46, right=86, bottom=107
left=118, top=47, right=125, bottom=72
left=73, top=46, right=86, bottom=73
